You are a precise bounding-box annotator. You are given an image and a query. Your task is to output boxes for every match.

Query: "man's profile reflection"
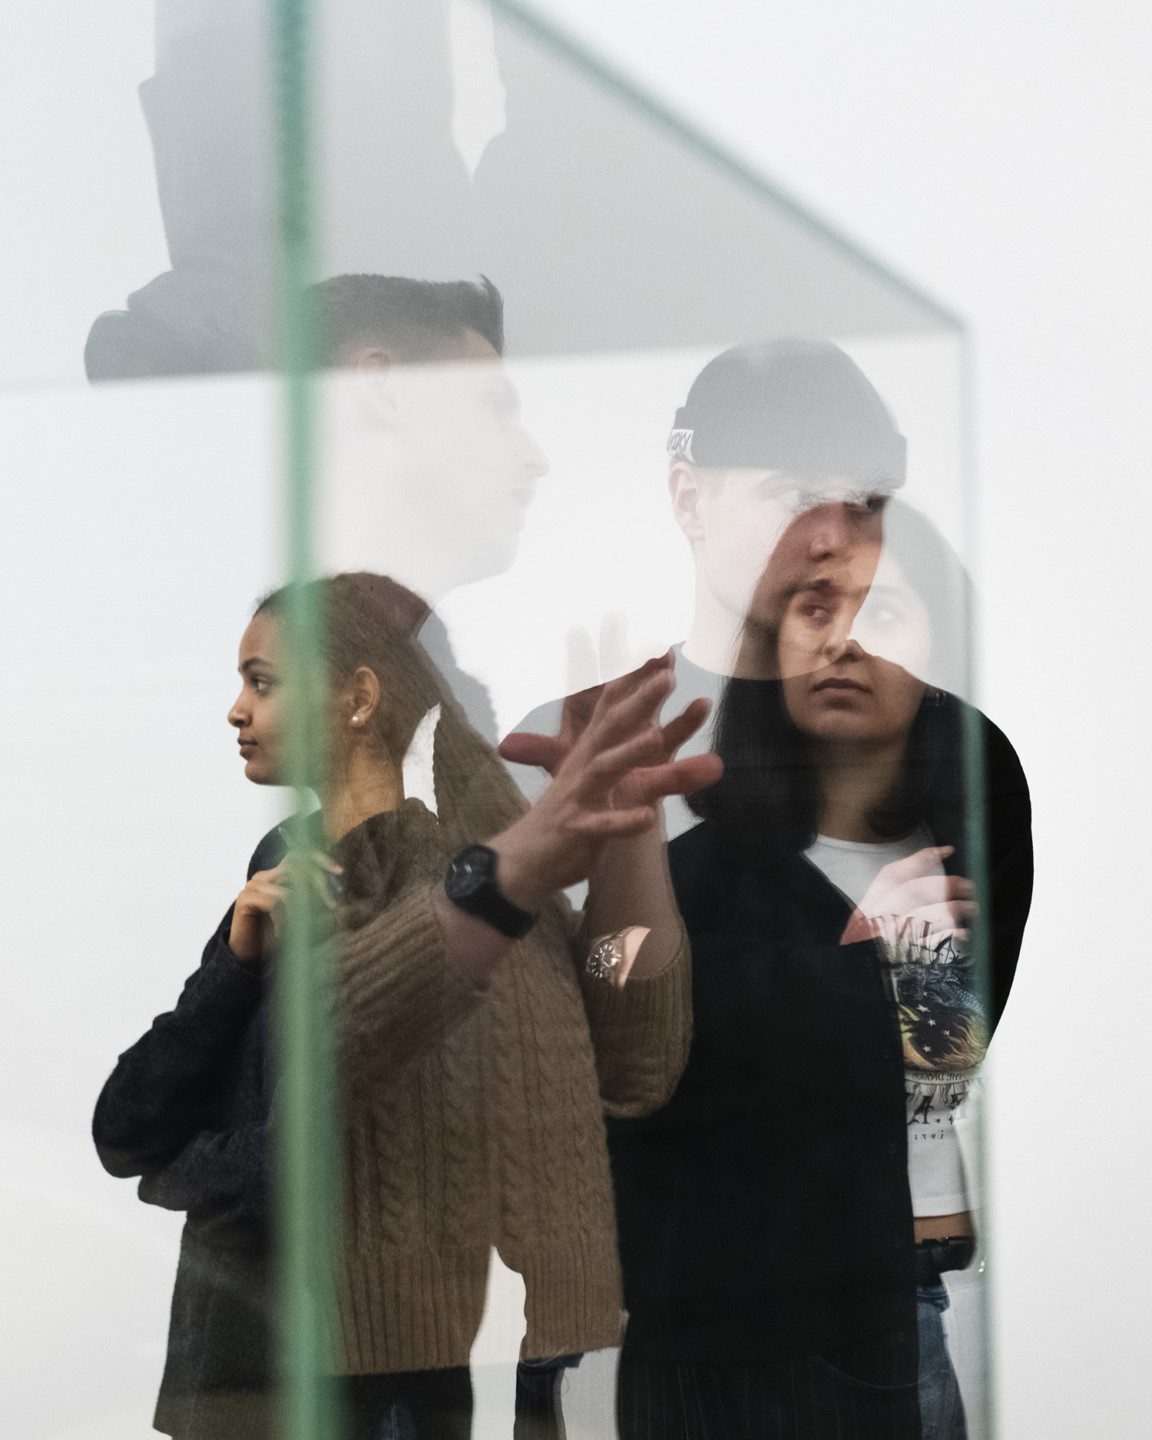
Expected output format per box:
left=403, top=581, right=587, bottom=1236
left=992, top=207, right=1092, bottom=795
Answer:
left=313, top=273, right=547, bottom=745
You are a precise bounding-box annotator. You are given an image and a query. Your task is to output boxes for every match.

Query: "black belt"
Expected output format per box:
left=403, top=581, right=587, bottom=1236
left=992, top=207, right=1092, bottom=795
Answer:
left=915, top=1235, right=976, bottom=1286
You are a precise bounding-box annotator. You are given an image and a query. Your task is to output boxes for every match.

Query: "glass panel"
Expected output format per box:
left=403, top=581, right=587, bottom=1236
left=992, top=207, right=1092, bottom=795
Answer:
left=2, top=4, right=997, bottom=1440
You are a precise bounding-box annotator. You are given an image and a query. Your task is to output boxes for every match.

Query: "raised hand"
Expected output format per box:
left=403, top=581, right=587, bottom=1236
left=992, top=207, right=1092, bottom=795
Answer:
left=228, top=850, right=343, bottom=964
left=492, top=656, right=722, bottom=910
left=500, top=650, right=719, bottom=806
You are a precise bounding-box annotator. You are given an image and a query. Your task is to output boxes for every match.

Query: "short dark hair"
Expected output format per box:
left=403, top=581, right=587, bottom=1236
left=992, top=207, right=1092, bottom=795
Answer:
left=311, top=275, right=504, bottom=366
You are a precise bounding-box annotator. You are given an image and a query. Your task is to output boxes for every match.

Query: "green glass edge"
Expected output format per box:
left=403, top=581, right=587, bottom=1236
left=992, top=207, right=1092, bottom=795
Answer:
left=958, top=331, right=996, bottom=1440
left=489, top=0, right=963, bottom=333
left=273, top=2, right=342, bottom=1438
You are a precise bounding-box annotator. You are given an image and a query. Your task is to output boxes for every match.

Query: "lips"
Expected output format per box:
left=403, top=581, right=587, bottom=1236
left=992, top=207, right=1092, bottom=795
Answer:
left=812, top=677, right=868, bottom=694
left=238, top=738, right=257, bottom=751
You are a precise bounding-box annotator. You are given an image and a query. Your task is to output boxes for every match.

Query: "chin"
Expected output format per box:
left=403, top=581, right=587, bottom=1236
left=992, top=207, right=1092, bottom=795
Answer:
left=457, top=532, right=521, bottom=587
left=243, top=762, right=279, bottom=785
left=807, top=713, right=878, bottom=742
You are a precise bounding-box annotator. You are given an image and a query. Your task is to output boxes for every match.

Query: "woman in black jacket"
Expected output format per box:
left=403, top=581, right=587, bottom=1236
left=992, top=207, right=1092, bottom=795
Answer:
left=608, top=503, right=1032, bottom=1440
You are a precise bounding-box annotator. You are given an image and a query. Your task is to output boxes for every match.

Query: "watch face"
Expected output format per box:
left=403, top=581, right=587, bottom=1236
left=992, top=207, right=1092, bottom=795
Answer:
left=449, top=845, right=493, bottom=899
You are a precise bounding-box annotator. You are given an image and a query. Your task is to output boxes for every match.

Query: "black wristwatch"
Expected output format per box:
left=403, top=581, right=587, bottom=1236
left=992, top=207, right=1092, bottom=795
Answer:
left=443, top=844, right=537, bottom=939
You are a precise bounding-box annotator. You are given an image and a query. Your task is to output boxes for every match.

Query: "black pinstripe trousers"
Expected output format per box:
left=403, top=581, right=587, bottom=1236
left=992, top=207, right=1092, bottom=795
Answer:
left=616, top=1329, right=921, bottom=1440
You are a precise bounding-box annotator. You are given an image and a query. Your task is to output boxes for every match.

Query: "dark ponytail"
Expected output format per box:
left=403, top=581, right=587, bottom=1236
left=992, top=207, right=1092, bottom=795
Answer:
left=255, top=572, right=526, bottom=840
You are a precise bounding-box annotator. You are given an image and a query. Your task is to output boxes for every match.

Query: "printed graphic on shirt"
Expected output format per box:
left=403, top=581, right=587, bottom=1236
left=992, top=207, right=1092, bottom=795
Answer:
left=877, top=927, right=987, bottom=1083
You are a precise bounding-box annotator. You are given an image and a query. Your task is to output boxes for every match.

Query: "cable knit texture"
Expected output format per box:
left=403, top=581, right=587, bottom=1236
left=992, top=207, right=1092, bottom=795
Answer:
left=327, top=791, right=691, bottom=1373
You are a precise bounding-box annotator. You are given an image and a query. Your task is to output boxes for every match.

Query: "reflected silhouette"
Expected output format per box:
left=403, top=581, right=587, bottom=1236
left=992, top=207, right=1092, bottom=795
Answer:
left=86, top=1, right=473, bottom=380
left=309, top=272, right=548, bottom=746
left=81, top=3, right=937, bottom=382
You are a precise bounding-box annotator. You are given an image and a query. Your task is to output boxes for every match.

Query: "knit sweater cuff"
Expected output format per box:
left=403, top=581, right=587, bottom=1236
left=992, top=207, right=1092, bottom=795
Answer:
left=580, top=930, right=692, bottom=1119
left=334, top=882, right=486, bottom=1088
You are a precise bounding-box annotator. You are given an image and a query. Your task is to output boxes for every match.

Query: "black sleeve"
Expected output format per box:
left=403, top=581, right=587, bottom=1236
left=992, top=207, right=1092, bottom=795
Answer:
left=91, top=922, right=263, bottom=1180
left=983, top=716, right=1034, bottom=1031
left=92, top=826, right=285, bottom=1181
left=136, top=1122, right=268, bottom=1223
left=973, top=711, right=1036, bottom=1031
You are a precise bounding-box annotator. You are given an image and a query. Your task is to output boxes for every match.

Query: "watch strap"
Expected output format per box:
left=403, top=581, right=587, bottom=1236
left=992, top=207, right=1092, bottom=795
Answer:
left=443, top=844, right=537, bottom=939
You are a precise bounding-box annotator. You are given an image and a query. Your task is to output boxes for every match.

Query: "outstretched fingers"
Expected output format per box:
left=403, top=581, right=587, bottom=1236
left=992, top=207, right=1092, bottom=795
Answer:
left=564, top=802, right=660, bottom=839
left=582, top=658, right=675, bottom=751
left=626, top=751, right=724, bottom=804
left=658, top=696, right=713, bottom=755
left=498, top=730, right=569, bottom=772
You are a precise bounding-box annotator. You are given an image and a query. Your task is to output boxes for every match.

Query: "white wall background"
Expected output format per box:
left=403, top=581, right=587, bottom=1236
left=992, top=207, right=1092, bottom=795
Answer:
left=524, top=3, right=1152, bottom=1438
left=3, top=3, right=1149, bottom=1438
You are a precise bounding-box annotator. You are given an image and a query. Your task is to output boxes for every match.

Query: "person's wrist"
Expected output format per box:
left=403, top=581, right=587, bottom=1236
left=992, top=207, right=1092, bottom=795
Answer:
left=224, top=934, right=263, bottom=973
left=487, top=825, right=557, bottom=913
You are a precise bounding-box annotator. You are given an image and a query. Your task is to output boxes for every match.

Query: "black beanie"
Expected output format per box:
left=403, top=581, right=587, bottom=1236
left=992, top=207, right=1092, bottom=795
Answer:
left=668, top=338, right=906, bottom=487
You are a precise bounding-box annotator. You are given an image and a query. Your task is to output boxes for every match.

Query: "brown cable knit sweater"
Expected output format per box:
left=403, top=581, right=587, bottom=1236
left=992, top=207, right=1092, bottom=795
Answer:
left=329, top=796, right=691, bottom=1373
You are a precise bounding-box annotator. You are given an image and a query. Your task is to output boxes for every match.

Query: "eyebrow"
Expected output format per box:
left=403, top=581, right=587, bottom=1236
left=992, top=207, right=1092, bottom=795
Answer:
left=788, top=580, right=905, bottom=605
left=239, top=657, right=273, bottom=675
left=786, top=579, right=851, bottom=601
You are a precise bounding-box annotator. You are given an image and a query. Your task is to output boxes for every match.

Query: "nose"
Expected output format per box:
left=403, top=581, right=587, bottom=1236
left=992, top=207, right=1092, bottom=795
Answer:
left=821, top=612, right=864, bottom=664
left=804, top=502, right=857, bottom=562
left=227, top=693, right=248, bottom=730
left=519, top=426, right=550, bottom=482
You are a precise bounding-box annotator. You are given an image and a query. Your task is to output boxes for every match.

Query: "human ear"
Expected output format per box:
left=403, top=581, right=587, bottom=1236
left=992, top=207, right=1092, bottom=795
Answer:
left=346, top=666, right=383, bottom=732
left=351, top=346, right=401, bottom=430
left=668, top=462, right=708, bottom=543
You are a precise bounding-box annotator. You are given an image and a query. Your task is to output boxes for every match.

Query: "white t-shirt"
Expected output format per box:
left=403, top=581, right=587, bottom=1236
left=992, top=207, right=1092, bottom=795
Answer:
left=803, top=828, right=971, bottom=1218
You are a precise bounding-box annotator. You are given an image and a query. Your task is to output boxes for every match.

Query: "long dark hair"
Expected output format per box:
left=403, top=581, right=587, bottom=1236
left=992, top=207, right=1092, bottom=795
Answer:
left=689, top=501, right=974, bottom=856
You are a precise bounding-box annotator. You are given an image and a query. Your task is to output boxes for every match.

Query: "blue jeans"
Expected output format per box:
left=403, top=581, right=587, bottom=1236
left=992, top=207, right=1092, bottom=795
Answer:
left=514, top=1354, right=581, bottom=1440
left=343, top=1367, right=473, bottom=1440
left=917, top=1282, right=968, bottom=1440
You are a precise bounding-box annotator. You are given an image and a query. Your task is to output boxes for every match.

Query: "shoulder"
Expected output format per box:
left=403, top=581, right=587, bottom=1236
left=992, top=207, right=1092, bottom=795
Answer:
left=246, top=821, right=290, bottom=880
left=948, top=697, right=1031, bottom=815
left=668, top=819, right=719, bottom=880
left=978, top=709, right=1030, bottom=801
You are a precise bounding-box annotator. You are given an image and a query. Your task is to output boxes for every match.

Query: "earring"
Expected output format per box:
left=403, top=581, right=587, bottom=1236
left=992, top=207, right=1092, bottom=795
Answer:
left=351, top=714, right=362, bottom=726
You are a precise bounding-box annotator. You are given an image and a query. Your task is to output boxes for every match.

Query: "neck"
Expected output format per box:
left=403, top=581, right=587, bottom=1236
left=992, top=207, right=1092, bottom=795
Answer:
left=813, top=736, right=908, bottom=843
left=322, top=436, right=457, bottom=606
left=681, top=581, right=745, bottom=675
left=321, top=751, right=406, bottom=842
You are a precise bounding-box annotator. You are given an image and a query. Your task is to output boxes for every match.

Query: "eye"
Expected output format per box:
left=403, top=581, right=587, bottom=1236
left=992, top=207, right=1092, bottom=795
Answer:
left=796, top=601, right=833, bottom=625
left=251, top=675, right=274, bottom=697
left=861, top=599, right=902, bottom=626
